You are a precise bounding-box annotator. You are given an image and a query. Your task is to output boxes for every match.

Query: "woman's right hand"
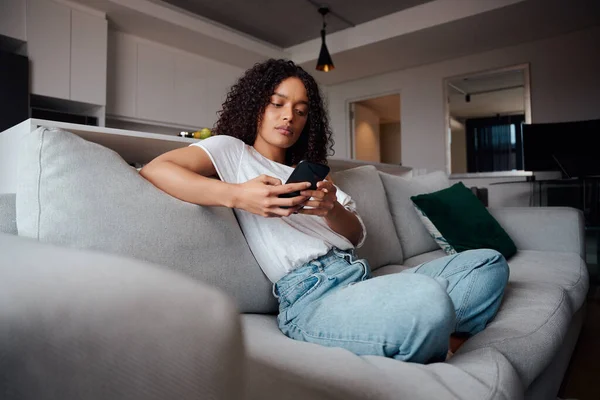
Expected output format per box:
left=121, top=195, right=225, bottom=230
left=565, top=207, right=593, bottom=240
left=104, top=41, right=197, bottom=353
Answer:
left=232, top=175, right=311, bottom=218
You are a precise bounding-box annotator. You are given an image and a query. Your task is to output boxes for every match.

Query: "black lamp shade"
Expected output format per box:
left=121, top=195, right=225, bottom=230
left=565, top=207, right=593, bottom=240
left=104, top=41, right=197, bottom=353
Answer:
left=316, top=29, right=334, bottom=72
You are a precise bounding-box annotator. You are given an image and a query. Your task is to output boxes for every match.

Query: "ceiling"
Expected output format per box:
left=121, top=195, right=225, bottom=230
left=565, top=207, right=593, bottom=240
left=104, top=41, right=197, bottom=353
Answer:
left=448, top=68, right=526, bottom=119
left=448, top=69, right=525, bottom=95
left=73, top=0, right=600, bottom=86
left=159, top=0, right=434, bottom=47
left=357, top=94, right=401, bottom=124
left=305, top=0, right=600, bottom=85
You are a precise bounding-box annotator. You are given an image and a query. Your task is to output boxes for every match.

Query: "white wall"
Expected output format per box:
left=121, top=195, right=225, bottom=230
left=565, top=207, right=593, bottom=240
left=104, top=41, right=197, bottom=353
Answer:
left=354, top=103, right=381, bottom=162
left=380, top=122, right=402, bottom=164
left=326, top=25, right=600, bottom=173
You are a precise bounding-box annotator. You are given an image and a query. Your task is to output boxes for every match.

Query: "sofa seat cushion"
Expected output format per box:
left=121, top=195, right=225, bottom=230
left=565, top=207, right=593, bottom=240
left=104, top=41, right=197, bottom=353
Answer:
left=241, top=314, right=521, bottom=400
left=505, top=250, right=588, bottom=312
left=455, top=281, right=572, bottom=387
left=16, top=127, right=277, bottom=313
left=373, top=250, right=448, bottom=275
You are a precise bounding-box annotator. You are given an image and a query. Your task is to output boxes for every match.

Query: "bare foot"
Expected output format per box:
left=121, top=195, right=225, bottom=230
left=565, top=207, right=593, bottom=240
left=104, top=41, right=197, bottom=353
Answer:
left=449, top=334, right=469, bottom=353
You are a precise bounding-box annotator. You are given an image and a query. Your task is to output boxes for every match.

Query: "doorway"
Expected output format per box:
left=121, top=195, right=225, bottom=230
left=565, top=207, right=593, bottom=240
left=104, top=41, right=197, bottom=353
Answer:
left=349, top=93, right=401, bottom=164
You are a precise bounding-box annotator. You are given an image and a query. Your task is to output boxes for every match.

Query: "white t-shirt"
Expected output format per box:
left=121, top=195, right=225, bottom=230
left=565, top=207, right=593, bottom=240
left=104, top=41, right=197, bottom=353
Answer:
left=191, top=135, right=367, bottom=283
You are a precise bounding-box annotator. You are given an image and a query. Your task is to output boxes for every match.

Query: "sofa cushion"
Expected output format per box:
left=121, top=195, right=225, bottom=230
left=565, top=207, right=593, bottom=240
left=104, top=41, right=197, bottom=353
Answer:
left=505, top=250, right=588, bottom=312
left=456, top=281, right=572, bottom=387
left=16, top=127, right=277, bottom=314
left=379, top=170, right=450, bottom=259
left=411, top=182, right=517, bottom=259
left=331, top=165, right=403, bottom=270
left=371, top=250, right=447, bottom=278
left=0, top=193, right=16, bottom=235
left=401, top=249, right=448, bottom=268
left=241, top=314, right=522, bottom=400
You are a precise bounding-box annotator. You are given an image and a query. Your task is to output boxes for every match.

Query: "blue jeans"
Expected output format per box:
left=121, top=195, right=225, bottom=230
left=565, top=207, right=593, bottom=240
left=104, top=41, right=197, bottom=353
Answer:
left=274, top=247, right=509, bottom=364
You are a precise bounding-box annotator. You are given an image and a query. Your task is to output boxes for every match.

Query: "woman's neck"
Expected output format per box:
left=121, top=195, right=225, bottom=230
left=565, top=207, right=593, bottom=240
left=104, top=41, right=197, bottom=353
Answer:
left=253, top=136, right=286, bottom=164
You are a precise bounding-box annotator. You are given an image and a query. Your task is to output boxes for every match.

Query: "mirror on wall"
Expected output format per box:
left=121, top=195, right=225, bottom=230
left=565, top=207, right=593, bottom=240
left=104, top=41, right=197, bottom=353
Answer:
left=445, top=64, right=531, bottom=174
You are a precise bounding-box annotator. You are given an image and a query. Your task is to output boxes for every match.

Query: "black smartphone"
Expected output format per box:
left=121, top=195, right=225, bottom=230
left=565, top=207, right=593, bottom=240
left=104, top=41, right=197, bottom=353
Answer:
left=278, top=160, right=330, bottom=207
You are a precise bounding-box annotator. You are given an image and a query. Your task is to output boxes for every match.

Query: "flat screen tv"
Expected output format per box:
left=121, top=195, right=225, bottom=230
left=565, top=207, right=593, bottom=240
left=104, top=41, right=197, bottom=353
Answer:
left=522, top=118, right=600, bottom=178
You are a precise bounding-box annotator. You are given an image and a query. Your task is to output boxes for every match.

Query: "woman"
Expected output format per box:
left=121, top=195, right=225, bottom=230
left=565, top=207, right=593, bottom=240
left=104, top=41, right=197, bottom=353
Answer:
left=140, top=58, right=509, bottom=364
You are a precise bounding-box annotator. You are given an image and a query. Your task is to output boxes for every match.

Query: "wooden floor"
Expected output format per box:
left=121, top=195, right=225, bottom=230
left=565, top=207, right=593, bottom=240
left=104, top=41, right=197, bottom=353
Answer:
left=558, top=267, right=600, bottom=400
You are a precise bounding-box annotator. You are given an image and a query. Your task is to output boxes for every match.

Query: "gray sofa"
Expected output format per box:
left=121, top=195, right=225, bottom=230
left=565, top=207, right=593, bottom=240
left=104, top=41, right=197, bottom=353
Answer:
left=0, top=127, right=589, bottom=400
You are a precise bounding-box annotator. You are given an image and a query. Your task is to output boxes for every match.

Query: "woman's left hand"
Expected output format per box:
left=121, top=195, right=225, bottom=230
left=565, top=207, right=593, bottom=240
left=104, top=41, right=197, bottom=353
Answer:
left=298, top=180, right=338, bottom=217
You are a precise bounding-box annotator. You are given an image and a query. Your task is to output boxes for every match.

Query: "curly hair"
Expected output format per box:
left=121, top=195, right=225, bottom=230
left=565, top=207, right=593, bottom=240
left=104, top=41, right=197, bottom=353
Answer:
left=212, top=59, right=334, bottom=166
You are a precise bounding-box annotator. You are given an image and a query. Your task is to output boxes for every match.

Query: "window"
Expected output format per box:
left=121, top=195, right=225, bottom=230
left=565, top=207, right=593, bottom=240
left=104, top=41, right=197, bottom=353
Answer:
left=466, top=115, right=524, bottom=172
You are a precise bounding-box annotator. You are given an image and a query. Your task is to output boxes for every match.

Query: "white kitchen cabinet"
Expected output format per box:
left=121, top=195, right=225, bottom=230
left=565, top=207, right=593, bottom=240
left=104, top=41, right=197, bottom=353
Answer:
left=174, top=53, right=208, bottom=128
left=205, top=61, right=239, bottom=124
left=106, top=31, right=137, bottom=118
left=0, top=0, right=26, bottom=41
left=26, top=0, right=107, bottom=104
left=174, top=53, right=240, bottom=128
left=26, top=0, right=71, bottom=99
left=106, top=33, right=243, bottom=129
left=136, top=43, right=176, bottom=123
left=70, top=8, right=108, bottom=105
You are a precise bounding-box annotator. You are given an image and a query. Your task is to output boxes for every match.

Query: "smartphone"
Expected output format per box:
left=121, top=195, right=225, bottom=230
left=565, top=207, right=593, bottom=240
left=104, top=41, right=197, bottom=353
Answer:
left=278, top=160, right=330, bottom=207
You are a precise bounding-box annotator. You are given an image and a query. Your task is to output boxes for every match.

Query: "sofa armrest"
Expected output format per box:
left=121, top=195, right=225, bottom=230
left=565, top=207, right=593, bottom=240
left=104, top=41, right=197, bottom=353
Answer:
left=0, top=233, right=244, bottom=400
left=488, top=207, right=585, bottom=258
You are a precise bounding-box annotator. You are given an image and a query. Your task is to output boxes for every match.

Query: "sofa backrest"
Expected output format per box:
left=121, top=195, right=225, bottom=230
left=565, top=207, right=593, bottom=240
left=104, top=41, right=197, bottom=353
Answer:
left=15, top=127, right=278, bottom=314
left=331, top=166, right=403, bottom=270
left=378, top=171, right=451, bottom=259
left=0, top=193, right=17, bottom=235
left=328, top=158, right=412, bottom=177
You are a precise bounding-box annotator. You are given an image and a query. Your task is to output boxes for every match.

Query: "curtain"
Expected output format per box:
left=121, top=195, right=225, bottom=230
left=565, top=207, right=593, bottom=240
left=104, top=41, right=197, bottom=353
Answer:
left=466, top=115, right=524, bottom=173
left=475, top=124, right=512, bottom=172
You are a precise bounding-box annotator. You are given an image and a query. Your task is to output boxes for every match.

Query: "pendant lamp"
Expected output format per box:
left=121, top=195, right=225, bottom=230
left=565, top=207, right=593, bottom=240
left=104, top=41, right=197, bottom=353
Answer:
left=316, top=7, right=334, bottom=72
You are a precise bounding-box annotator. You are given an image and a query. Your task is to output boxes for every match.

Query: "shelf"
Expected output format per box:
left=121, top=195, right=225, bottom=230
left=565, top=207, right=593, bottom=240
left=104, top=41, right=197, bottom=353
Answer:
left=28, top=118, right=198, bottom=165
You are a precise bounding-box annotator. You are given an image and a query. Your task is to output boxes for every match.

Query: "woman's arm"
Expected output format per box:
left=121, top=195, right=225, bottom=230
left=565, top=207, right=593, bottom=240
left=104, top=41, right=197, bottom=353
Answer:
left=323, top=201, right=364, bottom=247
left=140, top=146, right=238, bottom=207
left=139, top=146, right=309, bottom=217
left=297, top=176, right=364, bottom=247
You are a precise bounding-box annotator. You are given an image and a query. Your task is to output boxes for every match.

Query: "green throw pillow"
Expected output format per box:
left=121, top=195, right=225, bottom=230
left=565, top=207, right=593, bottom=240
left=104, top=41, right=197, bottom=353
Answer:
left=410, top=182, right=517, bottom=259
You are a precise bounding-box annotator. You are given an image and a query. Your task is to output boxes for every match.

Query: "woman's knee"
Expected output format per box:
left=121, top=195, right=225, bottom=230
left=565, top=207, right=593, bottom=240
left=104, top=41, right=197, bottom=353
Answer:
left=411, top=275, right=456, bottom=332
left=480, top=249, right=509, bottom=287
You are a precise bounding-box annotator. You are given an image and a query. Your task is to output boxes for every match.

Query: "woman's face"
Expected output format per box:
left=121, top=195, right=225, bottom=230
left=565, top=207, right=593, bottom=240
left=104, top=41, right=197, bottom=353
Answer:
left=256, top=77, right=309, bottom=150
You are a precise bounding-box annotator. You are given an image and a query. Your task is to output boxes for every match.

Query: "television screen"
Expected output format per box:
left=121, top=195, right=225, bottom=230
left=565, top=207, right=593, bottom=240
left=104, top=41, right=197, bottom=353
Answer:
left=522, top=119, right=600, bottom=178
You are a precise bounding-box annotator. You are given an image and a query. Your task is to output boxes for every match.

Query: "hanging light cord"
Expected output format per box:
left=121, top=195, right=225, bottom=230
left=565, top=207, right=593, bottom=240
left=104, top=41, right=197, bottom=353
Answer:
left=320, top=8, right=327, bottom=40
left=306, top=0, right=356, bottom=28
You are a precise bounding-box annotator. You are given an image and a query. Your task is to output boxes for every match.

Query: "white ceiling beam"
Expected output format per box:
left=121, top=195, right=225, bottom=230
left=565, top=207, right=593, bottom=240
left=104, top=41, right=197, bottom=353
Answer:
left=110, top=0, right=287, bottom=59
